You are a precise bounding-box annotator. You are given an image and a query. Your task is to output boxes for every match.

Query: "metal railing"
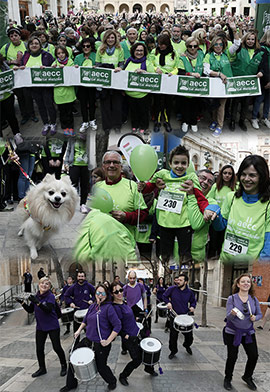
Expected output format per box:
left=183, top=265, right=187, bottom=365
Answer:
left=0, top=285, right=24, bottom=311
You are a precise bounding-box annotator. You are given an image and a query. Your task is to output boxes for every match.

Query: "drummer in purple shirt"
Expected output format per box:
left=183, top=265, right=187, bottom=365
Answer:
left=123, top=270, right=148, bottom=319
left=16, top=277, right=67, bottom=378
left=60, top=284, right=121, bottom=392
left=223, top=273, right=262, bottom=391
left=60, top=276, right=74, bottom=335
left=64, top=271, right=95, bottom=337
left=111, top=282, right=158, bottom=387
left=163, top=274, right=196, bottom=358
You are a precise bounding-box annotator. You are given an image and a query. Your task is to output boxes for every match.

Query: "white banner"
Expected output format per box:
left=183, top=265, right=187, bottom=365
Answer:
left=8, top=67, right=262, bottom=98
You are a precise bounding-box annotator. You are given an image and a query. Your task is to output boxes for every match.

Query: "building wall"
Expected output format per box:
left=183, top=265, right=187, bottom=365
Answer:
left=188, top=0, right=256, bottom=17
left=252, top=261, right=270, bottom=316
left=8, top=0, right=67, bottom=23
left=98, top=1, right=174, bottom=13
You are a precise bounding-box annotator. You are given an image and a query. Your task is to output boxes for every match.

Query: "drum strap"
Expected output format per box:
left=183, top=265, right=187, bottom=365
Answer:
left=96, top=311, right=103, bottom=341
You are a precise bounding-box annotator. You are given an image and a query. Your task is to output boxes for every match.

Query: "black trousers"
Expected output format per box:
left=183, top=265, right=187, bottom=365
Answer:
left=230, top=96, right=250, bottom=122
left=36, top=328, right=66, bottom=369
left=169, top=316, right=193, bottom=354
left=128, top=95, right=150, bottom=130
left=66, top=337, right=116, bottom=388
left=41, top=157, right=62, bottom=180
left=31, top=87, right=56, bottom=125
left=224, top=332, right=258, bottom=381
left=207, top=226, right=225, bottom=259
left=120, top=336, right=142, bottom=378
left=14, top=87, right=35, bottom=120
left=181, top=97, right=200, bottom=125
left=58, top=102, right=74, bottom=129
left=77, top=86, right=96, bottom=122
left=69, top=165, right=89, bottom=205
left=100, top=89, right=122, bottom=131
left=159, top=225, right=192, bottom=263
left=0, top=94, right=20, bottom=135
left=153, top=94, right=173, bottom=122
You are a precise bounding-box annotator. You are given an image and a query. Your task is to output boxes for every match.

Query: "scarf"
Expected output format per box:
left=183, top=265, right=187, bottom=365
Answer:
left=57, top=56, right=69, bottom=65
left=29, top=49, right=42, bottom=57
left=170, top=169, right=186, bottom=178
left=106, top=46, right=116, bottom=56
left=157, top=46, right=173, bottom=66
left=184, top=49, right=198, bottom=61
left=124, top=55, right=147, bottom=70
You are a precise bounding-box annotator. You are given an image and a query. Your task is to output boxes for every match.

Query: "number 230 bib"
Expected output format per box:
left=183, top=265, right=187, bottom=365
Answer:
left=157, top=190, right=184, bottom=214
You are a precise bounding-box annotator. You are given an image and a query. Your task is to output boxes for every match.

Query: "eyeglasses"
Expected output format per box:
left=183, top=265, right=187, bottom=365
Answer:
left=96, top=291, right=106, bottom=296
left=188, top=45, right=198, bottom=49
left=83, top=44, right=91, bottom=48
left=113, top=288, right=124, bottom=295
left=199, top=175, right=214, bottom=186
left=103, top=160, right=121, bottom=165
left=214, top=43, right=224, bottom=47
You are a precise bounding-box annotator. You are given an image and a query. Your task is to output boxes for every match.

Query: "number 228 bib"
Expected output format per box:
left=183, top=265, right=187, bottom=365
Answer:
left=157, top=190, right=184, bottom=214
left=223, top=233, right=249, bottom=256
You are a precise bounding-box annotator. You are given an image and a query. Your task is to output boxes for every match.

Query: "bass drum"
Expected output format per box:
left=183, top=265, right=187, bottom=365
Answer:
left=173, top=315, right=194, bottom=333
left=70, top=347, right=97, bottom=382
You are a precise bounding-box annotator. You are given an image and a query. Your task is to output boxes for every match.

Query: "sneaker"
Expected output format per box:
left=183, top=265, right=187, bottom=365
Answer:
left=251, top=119, right=259, bottom=129
left=69, top=128, right=75, bottom=137
left=80, top=204, right=88, bottom=214
left=168, top=352, right=176, bottom=360
left=257, top=326, right=263, bottom=330
left=185, top=346, right=192, bottom=355
left=119, top=376, right=129, bottom=386
left=14, top=133, right=24, bottom=145
left=191, top=125, right=198, bottom=132
left=42, top=124, right=50, bottom=136
left=153, top=122, right=161, bottom=133
left=209, top=121, right=218, bottom=131
left=50, top=123, right=57, bottom=135
left=0, top=204, right=14, bottom=212
left=212, top=127, right=222, bottom=137
left=182, top=122, right=188, bottom=133
left=64, top=128, right=71, bottom=137
left=32, top=368, right=47, bottom=377
left=241, top=375, right=257, bottom=390
left=263, top=118, right=270, bottom=128
left=89, top=119, right=97, bottom=130
left=164, top=121, right=172, bottom=132
left=79, top=122, right=90, bottom=133
left=224, top=378, right=232, bottom=390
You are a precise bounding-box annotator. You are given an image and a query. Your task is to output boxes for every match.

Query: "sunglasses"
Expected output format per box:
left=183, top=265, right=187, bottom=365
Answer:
left=188, top=45, right=198, bottom=48
left=83, top=44, right=91, bottom=48
left=113, top=288, right=124, bottom=295
left=242, top=302, right=249, bottom=314
left=103, top=160, right=121, bottom=165
left=214, top=43, right=224, bottom=47
left=96, top=291, right=106, bottom=296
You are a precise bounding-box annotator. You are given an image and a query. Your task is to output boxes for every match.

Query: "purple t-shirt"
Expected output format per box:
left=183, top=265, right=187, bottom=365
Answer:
left=163, top=285, right=196, bottom=315
left=113, top=302, right=140, bottom=337
left=64, top=281, right=95, bottom=309
left=83, top=302, right=121, bottom=342
left=225, top=294, right=262, bottom=335
left=123, top=282, right=145, bottom=308
left=34, top=291, right=59, bottom=331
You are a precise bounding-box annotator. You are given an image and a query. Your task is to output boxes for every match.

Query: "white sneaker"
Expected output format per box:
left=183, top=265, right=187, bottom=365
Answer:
left=263, top=118, right=270, bottom=128
left=80, top=204, right=89, bottom=214
left=182, top=123, right=188, bottom=133
left=191, top=125, right=198, bottom=132
left=251, top=119, right=259, bottom=129
left=79, top=122, right=90, bottom=133
left=89, top=119, right=97, bottom=130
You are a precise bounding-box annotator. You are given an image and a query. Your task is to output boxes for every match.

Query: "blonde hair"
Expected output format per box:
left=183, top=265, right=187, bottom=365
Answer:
left=209, top=35, right=227, bottom=52
left=242, top=31, right=260, bottom=50
left=260, top=30, right=270, bottom=47
left=185, top=37, right=199, bottom=49
left=39, top=276, right=51, bottom=286
left=99, top=29, right=121, bottom=55
left=192, top=28, right=206, bottom=43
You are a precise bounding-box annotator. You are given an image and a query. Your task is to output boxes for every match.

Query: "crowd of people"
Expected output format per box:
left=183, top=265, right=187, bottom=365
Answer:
left=16, top=270, right=265, bottom=391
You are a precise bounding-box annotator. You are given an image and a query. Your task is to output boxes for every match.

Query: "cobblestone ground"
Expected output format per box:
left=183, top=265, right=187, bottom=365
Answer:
left=0, top=304, right=269, bottom=392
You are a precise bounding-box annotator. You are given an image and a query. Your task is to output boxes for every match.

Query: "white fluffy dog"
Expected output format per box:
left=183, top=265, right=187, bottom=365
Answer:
left=18, top=174, right=79, bottom=259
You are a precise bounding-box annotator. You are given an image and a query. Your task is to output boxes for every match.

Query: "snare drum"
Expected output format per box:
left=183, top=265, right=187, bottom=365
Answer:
left=157, top=302, right=168, bottom=318
left=70, top=347, right=97, bottom=381
left=140, top=337, right=162, bottom=366
left=74, top=309, right=88, bottom=324
left=61, top=307, right=74, bottom=324
left=173, top=315, right=194, bottom=333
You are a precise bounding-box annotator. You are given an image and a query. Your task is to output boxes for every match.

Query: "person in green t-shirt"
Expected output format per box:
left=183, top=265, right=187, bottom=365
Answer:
left=122, top=42, right=155, bottom=134
left=120, top=27, right=138, bottom=60
left=207, top=164, right=236, bottom=259
left=139, top=145, right=201, bottom=265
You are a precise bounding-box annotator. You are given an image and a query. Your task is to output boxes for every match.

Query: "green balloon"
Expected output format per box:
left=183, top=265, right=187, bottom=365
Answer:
left=186, top=161, right=195, bottom=174
left=89, top=188, right=114, bottom=213
left=130, top=144, right=158, bottom=181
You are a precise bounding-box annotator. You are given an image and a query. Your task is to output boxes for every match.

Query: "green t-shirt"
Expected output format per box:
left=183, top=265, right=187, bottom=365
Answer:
left=53, top=58, right=76, bottom=104
left=171, top=40, right=186, bottom=57
left=125, top=60, right=155, bottom=98
left=25, top=54, right=42, bottom=67
left=95, top=47, right=124, bottom=68
left=0, top=41, right=26, bottom=67
left=207, top=183, right=233, bottom=209
left=152, top=51, right=179, bottom=74
left=73, top=209, right=137, bottom=262
left=73, top=139, right=88, bottom=166
left=41, top=138, right=65, bottom=158
left=150, top=169, right=201, bottom=228
left=135, top=200, right=157, bottom=244
left=96, top=178, right=147, bottom=237
left=220, top=192, right=270, bottom=262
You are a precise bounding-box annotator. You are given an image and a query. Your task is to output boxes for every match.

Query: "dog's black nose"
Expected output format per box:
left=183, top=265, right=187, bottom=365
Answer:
left=54, top=196, right=61, bottom=202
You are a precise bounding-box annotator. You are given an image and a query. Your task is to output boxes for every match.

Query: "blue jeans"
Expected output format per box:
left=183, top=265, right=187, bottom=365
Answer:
left=252, top=89, right=270, bottom=119
left=18, top=154, right=35, bottom=199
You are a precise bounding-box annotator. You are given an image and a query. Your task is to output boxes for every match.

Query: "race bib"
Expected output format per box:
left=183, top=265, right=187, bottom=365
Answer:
left=138, top=224, right=149, bottom=233
left=51, top=143, right=62, bottom=154
left=223, top=233, right=249, bottom=256
left=157, top=190, right=184, bottom=214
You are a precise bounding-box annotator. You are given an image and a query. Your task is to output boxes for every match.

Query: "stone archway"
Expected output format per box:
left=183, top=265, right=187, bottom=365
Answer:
left=160, top=3, right=170, bottom=12
left=68, top=262, right=83, bottom=279
left=146, top=3, right=156, bottom=12
left=104, top=3, right=115, bottom=13
left=119, top=3, right=129, bottom=13
left=133, top=3, right=143, bottom=13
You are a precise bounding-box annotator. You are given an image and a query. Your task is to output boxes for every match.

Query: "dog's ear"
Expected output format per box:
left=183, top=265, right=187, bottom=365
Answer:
left=61, top=174, right=72, bottom=185
left=43, top=173, right=55, bottom=183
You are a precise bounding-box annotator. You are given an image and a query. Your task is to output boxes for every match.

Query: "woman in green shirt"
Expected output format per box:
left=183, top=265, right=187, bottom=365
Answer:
left=123, top=43, right=154, bottom=134
left=178, top=37, right=204, bottom=133
left=95, top=30, right=124, bottom=133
